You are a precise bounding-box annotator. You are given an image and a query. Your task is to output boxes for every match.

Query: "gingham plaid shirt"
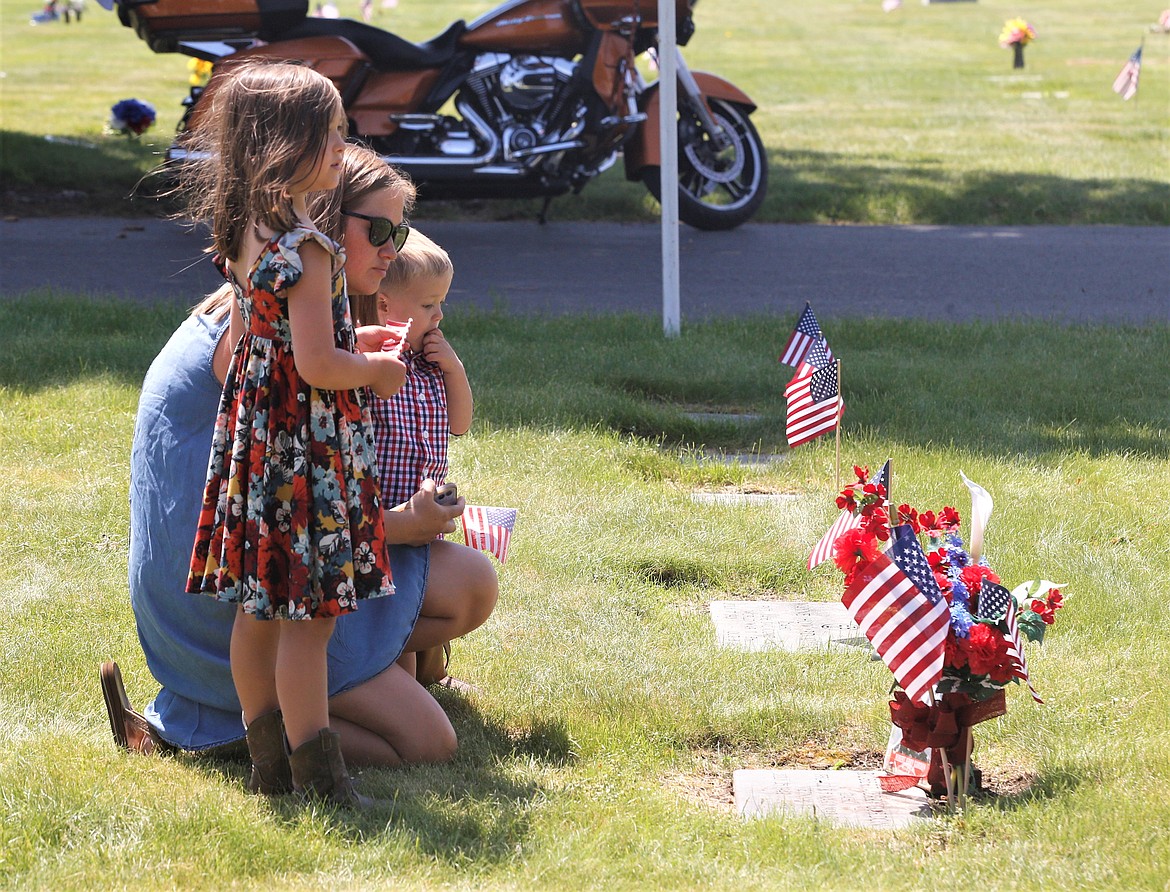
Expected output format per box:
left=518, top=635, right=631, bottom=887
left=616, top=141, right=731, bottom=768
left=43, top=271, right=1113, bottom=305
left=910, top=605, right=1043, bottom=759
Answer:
left=369, top=349, right=450, bottom=508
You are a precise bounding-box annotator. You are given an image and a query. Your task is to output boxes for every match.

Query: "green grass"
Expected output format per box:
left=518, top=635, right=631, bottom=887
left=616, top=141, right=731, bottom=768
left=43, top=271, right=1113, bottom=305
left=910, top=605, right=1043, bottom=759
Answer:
left=2, top=295, right=1169, bottom=890
left=2, top=0, right=1167, bottom=222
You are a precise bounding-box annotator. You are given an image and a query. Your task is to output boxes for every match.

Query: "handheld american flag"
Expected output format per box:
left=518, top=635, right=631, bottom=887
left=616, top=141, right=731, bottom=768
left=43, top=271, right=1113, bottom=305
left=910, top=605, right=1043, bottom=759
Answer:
left=379, top=317, right=414, bottom=359
left=784, top=344, right=843, bottom=448
left=842, top=525, right=949, bottom=704
left=461, top=505, right=518, bottom=564
left=977, top=581, right=1042, bottom=703
left=808, top=460, right=890, bottom=570
left=779, top=303, right=828, bottom=368
left=1112, top=46, right=1142, bottom=101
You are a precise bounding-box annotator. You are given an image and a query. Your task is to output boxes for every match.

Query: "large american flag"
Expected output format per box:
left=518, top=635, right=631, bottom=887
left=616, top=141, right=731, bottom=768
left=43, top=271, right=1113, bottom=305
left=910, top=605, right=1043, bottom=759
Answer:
left=977, top=581, right=1042, bottom=703
left=842, top=525, right=949, bottom=704
left=808, top=460, right=889, bottom=570
left=461, top=505, right=518, bottom=564
left=1112, top=46, right=1142, bottom=101
left=784, top=341, right=843, bottom=447
left=779, top=303, right=828, bottom=368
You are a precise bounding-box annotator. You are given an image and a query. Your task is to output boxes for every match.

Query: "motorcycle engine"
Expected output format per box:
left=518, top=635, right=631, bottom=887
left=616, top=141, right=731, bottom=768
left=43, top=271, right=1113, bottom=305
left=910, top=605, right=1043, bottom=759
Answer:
left=467, top=54, right=580, bottom=159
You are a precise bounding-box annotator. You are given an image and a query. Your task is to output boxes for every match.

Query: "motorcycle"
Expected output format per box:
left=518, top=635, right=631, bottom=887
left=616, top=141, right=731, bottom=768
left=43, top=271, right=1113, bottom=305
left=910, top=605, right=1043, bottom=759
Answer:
left=106, top=0, right=768, bottom=230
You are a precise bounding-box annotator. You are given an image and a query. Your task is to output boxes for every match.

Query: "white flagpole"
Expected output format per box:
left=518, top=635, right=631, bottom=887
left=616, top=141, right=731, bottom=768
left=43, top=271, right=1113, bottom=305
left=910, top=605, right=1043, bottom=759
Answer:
left=658, top=0, right=680, bottom=337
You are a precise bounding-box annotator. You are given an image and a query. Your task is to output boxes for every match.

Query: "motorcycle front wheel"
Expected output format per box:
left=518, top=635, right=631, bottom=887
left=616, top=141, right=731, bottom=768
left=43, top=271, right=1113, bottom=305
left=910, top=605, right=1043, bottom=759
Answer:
left=641, top=97, right=768, bottom=231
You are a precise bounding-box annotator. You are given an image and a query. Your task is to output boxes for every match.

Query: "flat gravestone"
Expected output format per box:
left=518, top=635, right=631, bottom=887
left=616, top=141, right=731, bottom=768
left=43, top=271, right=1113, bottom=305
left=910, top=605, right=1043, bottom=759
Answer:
left=690, top=492, right=801, bottom=507
left=734, top=769, right=932, bottom=828
left=710, top=600, right=870, bottom=652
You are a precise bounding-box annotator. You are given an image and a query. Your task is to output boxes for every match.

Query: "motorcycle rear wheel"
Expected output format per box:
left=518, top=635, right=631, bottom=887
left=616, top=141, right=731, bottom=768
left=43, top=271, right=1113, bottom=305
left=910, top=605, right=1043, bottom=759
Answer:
left=640, top=98, right=768, bottom=231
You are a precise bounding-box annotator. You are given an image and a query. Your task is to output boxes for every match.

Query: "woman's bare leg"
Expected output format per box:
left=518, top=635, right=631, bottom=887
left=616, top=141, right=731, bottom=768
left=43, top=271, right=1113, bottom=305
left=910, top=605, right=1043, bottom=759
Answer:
left=404, top=540, right=498, bottom=653
left=328, top=663, right=457, bottom=766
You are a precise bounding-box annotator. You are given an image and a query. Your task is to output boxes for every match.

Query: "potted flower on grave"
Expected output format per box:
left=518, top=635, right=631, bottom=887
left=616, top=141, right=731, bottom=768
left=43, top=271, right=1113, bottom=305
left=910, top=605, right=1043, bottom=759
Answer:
left=825, top=465, right=1066, bottom=808
left=999, top=18, right=1037, bottom=69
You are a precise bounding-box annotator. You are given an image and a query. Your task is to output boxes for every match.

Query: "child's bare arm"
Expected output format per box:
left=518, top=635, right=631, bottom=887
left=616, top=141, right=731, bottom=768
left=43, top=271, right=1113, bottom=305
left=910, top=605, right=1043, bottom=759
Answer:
left=422, top=329, right=473, bottom=435
left=287, top=241, right=406, bottom=397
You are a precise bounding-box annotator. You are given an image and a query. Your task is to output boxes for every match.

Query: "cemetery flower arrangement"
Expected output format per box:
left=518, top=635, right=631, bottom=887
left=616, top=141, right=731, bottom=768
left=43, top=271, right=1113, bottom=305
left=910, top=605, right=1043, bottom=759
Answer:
left=107, top=99, right=156, bottom=137
left=999, top=18, right=1037, bottom=47
left=830, top=465, right=1065, bottom=703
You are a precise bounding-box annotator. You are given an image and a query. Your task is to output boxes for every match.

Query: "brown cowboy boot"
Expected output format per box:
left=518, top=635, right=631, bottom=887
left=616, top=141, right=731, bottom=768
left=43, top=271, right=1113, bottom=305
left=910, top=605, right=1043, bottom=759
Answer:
left=244, top=710, right=293, bottom=795
left=287, top=728, right=384, bottom=809
left=99, top=661, right=171, bottom=756
left=414, top=643, right=450, bottom=686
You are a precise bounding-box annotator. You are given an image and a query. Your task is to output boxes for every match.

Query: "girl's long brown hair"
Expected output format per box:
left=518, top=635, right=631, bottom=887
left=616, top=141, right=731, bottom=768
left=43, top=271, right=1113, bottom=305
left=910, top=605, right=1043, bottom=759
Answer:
left=174, top=60, right=345, bottom=262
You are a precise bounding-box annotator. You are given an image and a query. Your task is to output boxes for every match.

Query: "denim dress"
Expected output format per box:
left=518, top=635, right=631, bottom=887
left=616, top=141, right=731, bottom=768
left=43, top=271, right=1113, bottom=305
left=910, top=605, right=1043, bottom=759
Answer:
left=129, top=311, right=428, bottom=751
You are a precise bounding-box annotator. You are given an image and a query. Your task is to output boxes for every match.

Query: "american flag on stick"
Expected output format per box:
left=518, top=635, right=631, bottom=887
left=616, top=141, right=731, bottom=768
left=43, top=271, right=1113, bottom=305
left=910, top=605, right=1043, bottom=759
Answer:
left=461, top=505, right=518, bottom=564
left=784, top=340, right=843, bottom=448
left=842, top=525, right=949, bottom=704
left=978, top=581, right=1042, bottom=703
left=779, top=303, right=831, bottom=368
left=1112, top=45, right=1142, bottom=101
left=379, top=317, right=413, bottom=359
left=808, top=460, right=889, bottom=570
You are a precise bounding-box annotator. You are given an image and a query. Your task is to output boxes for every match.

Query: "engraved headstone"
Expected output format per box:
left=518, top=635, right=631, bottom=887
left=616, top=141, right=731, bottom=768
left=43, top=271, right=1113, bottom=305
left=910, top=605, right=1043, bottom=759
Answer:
left=734, top=769, right=932, bottom=828
left=690, top=492, right=801, bottom=507
left=710, top=600, right=870, bottom=652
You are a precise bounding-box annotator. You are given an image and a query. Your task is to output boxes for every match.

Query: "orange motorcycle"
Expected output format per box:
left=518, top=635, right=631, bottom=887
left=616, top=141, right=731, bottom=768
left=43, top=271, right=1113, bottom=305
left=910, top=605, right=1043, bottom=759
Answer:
left=106, top=0, right=767, bottom=230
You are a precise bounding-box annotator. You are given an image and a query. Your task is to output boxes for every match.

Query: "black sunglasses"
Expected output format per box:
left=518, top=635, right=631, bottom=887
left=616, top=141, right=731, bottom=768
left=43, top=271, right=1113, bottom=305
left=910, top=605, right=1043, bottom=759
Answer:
left=341, top=210, right=410, bottom=251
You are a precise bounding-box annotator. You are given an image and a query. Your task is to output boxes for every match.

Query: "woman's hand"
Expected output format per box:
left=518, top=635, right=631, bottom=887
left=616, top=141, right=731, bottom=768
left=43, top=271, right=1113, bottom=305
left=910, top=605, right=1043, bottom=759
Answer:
left=383, top=479, right=465, bottom=546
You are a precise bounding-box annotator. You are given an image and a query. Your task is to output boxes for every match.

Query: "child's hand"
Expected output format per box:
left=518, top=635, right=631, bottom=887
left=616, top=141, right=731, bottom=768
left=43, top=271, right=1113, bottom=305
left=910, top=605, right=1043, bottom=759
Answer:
left=421, top=329, right=461, bottom=373
left=366, top=352, right=408, bottom=399
left=354, top=324, right=404, bottom=355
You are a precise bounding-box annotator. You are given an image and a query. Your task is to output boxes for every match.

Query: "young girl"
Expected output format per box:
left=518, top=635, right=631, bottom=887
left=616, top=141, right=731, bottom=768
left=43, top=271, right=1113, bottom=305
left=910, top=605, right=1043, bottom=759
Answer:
left=181, top=61, right=405, bottom=807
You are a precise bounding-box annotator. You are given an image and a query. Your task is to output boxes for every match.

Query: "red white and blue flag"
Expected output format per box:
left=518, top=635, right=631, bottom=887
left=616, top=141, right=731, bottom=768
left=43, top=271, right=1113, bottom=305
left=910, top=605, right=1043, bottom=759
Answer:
left=808, top=461, right=889, bottom=570
left=977, top=581, right=1042, bottom=703
left=784, top=340, right=843, bottom=447
left=461, top=505, right=518, bottom=564
left=1113, top=46, right=1142, bottom=101
left=842, top=526, right=949, bottom=704
left=779, top=303, right=830, bottom=368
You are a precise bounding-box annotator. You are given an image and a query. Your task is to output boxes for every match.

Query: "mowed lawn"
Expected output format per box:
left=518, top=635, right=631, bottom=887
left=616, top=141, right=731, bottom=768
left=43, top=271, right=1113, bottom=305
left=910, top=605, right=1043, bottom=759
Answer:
left=1, top=296, right=1168, bottom=890
left=1, top=0, right=1167, bottom=222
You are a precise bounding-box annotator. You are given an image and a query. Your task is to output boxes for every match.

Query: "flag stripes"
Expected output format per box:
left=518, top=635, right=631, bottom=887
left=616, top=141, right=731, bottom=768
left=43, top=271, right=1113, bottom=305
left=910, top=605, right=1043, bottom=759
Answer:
left=842, top=553, right=948, bottom=704
left=461, top=505, right=517, bottom=564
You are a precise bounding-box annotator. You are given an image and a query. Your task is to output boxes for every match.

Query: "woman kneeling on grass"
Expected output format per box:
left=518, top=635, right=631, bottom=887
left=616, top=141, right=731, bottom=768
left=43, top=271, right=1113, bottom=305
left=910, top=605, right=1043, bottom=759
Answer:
left=102, top=142, right=497, bottom=778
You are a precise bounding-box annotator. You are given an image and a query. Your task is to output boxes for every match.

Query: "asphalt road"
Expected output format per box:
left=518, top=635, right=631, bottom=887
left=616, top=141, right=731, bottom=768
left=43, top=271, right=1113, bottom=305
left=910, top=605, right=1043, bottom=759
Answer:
left=1, top=217, right=1166, bottom=324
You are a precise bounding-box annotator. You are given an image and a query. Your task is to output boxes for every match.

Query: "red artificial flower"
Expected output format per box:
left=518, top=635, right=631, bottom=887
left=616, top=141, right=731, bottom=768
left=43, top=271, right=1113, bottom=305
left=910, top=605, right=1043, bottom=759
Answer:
left=926, top=549, right=949, bottom=572
left=934, top=571, right=953, bottom=601
left=897, top=504, right=921, bottom=531
left=960, top=623, right=1015, bottom=681
left=937, top=506, right=961, bottom=531
left=860, top=506, right=890, bottom=541
left=918, top=510, right=938, bottom=532
left=961, top=564, right=1001, bottom=601
left=833, top=528, right=882, bottom=584
left=944, top=633, right=968, bottom=669
left=1029, top=589, right=1064, bottom=625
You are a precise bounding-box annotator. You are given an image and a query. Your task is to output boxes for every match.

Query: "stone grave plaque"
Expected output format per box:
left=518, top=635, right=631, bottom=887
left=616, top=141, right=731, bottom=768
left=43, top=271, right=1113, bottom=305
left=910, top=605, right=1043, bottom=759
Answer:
left=734, top=769, right=932, bottom=829
left=709, top=600, right=870, bottom=652
left=689, top=492, right=801, bottom=507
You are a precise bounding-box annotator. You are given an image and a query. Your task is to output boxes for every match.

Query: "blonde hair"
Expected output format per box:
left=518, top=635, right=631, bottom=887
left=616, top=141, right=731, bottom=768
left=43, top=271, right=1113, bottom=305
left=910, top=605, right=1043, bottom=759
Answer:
left=350, top=230, right=452, bottom=327
left=173, top=60, right=346, bottom=262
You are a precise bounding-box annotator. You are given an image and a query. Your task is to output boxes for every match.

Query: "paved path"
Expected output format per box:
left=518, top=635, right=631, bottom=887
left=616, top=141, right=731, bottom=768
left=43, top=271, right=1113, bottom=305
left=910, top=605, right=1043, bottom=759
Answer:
left=1, top=217, right=1165, bottom=323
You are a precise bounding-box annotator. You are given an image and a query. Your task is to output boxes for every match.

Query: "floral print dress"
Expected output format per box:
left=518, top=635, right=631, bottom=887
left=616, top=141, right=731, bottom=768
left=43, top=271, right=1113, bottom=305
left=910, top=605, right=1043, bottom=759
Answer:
left=187, top=228, right=393, bottom=619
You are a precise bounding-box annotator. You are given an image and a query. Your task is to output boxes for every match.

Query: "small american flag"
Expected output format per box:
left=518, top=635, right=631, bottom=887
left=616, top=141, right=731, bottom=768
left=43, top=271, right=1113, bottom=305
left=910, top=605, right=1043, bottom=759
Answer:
left=779, top=303, right=827, bottom=368
left=808, top=460, right=889, bottom=570
left=1112, top=46, right=1142, bottom=101
left=978, top=581, right=1042, bottom=703
left=461, top=505, right=518, bottom=564
left=784, top=358, right=843, bottom=448
left=380, top=317, right=413, bottom=359
left=842, top=526, right=949, bottom=705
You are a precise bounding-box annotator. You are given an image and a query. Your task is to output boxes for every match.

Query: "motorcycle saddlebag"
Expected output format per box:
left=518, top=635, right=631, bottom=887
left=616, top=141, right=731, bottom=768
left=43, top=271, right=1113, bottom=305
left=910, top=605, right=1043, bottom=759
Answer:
left=117, top=0, right=309, bottom=53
